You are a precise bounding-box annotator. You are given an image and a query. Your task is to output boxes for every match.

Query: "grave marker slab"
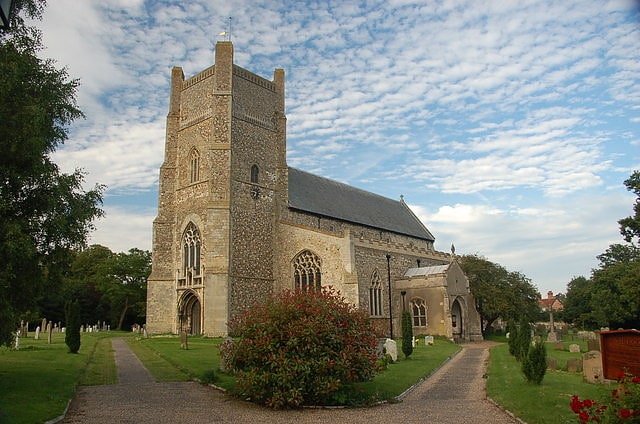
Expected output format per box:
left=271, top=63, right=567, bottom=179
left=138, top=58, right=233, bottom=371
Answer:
left=582, top=351, right=603, bottom=384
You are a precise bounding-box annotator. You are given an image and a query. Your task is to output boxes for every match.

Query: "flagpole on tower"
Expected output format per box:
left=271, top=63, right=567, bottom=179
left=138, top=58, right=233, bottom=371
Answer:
left=218, top=17, right=232, bottom=41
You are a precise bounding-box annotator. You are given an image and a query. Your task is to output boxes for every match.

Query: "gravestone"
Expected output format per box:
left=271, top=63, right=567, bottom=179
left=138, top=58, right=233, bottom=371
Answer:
left=425, top=336, right=434, bottom=345
left=547, top=331, right=559, bottom=343
left=554, top=342, right=565, bottom=350
left=600, top=329, right=640, bottom=379
left=47, top=323, right=52, bottom=344
left=14, top=330, right=19, bottom=350
left=587, top=338, right=600, bottom=352
left=569, top=344, right=581, bottom=353
left=567, top=358, right=582, bottom=373
left=35, top=326, right=40, bottom=340
left=41, top=318, right=47, bottom=334
left=180, top=331, right=189, bottom=350
left=582, top=351, right=604, bottom=384
left=546, top=357, right=558, bottom=371
left=383, top=338, right=398, bottom=361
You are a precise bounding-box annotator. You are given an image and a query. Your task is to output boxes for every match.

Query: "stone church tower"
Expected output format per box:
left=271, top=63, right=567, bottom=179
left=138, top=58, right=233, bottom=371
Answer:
left=147, top=41, right=482, bottom=341
left=147, top=42, right=286, bottom=336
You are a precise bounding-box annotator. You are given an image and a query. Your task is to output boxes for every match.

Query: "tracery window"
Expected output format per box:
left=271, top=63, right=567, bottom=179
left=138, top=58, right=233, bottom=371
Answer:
left=250, top=164, right=259, bottom=184
left=411, top=298, right=427, bottom=327
left=369, top=269, right=383, bottom=316
left=293, top=250, right=322, bottom=291
left=190, top=149, right=200, bottom=183
left=182, top=222, right=201, bottom=276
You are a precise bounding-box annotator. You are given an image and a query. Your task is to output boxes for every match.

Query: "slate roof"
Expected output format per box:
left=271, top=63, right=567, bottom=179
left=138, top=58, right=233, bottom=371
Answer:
left=287, top=167, right=435, bottom=241
left=404, top=264, right=451, bottom=278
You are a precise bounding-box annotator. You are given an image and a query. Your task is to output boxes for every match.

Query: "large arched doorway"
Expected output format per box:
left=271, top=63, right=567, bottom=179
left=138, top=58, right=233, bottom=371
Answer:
left=178, top=291, right=201, bottom=335
left=451, top=298, right=463, bottom=340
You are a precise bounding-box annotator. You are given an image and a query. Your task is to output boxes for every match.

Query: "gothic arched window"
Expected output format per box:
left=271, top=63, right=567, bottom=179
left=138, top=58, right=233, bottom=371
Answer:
left=190, top=148, right=200, bottom=183
left=293, top=250, right=321, bottom=291
left=182, top=222, right=201, bottom=276
left=250, top=164, right=259, bottom=184
left=369, top=269, right=382, bottom=316
left=411, top=298, right=427, bottom=327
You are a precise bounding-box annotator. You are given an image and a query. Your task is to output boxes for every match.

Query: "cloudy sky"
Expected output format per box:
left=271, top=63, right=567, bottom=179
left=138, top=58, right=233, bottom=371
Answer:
left=35, top=0, right=639, bottom=295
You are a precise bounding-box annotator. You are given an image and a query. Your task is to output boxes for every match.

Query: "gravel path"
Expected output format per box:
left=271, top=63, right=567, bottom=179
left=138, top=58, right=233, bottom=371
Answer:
left=60, top=339, right=520, bottom=424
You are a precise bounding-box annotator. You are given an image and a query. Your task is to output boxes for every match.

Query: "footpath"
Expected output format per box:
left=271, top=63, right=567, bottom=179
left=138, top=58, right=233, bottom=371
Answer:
left=60, top=339, right=520, bottom=424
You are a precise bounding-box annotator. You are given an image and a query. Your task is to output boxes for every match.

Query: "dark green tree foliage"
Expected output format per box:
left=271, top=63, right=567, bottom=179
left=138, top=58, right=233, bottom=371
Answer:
left=460, top=255, right=539, bottom=336
left=0, top=1, right=104, bottom=345
left=522, top=339, right=547, bottom=385
left=507, top=320, right=518, bottom=357
left=101, top=248, right=151, bottom=330
left=401, top=310, right=413, bottom=359
left=221, top=287, right=379, bottom=409
left=561, top=171, right=640, bottom=330
left=64, top=300, right=81, bottom=353
left=515, top=317, right=531, bottom=362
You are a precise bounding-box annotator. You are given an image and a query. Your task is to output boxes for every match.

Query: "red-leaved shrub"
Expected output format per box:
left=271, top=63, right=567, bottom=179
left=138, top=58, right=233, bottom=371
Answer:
left=220, top=287, right=380, bottom=408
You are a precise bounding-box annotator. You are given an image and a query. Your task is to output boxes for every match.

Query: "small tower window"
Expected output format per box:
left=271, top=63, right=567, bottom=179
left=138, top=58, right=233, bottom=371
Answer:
left=190, top=149, right=200, bottom=183
left=250, top=164, right=259, bottom=184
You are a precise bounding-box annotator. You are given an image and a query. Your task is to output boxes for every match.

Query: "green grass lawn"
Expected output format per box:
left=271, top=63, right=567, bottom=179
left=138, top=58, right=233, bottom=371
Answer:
left=0, top=331, right=113, bottom=424
left=129, top=335, right=461, bottom=404
left=487, top=343, right=610, bottom=424
left=0, top=332, right=617, bottom=423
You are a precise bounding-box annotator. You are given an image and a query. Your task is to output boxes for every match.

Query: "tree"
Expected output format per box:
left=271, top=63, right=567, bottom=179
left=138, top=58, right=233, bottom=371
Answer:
left=618, top=170, right=640, bottom=244
left=562, top=276, right=597, bottom=329
left=515, top=316, right=532, bottom=362
left=401, top=310, right=413, bottom=359
left=0, top=1, right=104, bottom=345
left=460, top=254, right=539, bottom=336
left=522, top=339, right=547, bottom=385
left=100, top=248, right=150, bottom=330
left=562, top=171, right=640, bottom=330
left=64, top=299, right=81, bottom=353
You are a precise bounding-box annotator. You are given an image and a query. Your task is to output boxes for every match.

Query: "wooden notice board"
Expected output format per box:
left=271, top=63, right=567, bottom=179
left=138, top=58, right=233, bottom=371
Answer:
left=599, top=329, right=640, bottom=380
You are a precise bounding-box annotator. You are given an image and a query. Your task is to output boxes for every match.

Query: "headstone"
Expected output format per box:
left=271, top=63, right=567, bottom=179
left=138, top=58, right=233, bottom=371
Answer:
left=569, top=344, right=581, bottom=353
left=425, top=335, right=434, bottom=345
left=546, top=357, right=558, bottom=371
left=600, top=329, right=640, bottom=379
left=587, top=339, right=600, bottom=352
left=554, top=342, right=565, bottom=350
left=412, top=336, right=416, bottom=348
left=383, top=338, right=398, bottom=362
left=582, top=351, right=604, bottom=383
left=57, top=322, right=61, bottom=332
left=547, top=331, right=559, bottom=343
left=47, top=323, right=52, bottom=344
left=143, top=325, right=148, bottom=339
left=35, top=326, right=40, bottom=340
left=41, top=318, right=47, bottom=333
left=180, top=331, right=189, bottom=350
left=14, top=330, right=19, bottom=350
left=567, top=358, right=582, bottom=373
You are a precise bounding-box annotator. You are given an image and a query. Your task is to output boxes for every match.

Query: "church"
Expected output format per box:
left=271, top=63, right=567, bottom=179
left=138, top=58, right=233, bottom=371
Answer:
left=146, top=41, right=482, bottom=342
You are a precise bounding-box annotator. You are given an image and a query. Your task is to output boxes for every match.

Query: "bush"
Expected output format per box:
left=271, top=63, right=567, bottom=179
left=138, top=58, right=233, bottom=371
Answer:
left=522, top=338, right=546, bottom=384
left=570, top=372, right=640, bottom=423
left=200, top=369, right=216, bottom=384
left=507, top=320, right=518, bottom=357
left=401, top=310, right=413, bottom=359
left=515, top=317, right=531, bottom=361
left=64, top=300, right=81, bottom=353
left=220, top=287, right=380, bottom=409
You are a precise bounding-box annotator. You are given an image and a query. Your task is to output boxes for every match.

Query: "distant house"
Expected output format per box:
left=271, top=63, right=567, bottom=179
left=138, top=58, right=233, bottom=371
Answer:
left=538, top=291, right=563, bottom=312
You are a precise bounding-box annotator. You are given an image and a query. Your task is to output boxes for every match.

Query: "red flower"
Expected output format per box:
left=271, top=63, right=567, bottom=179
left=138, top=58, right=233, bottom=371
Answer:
left=584, top=399, right=594, bottom=408
left=632, top=376, right=640, bottom=384
left=619, top=409, right=632, bottom=418
left=578, top=411, right=590, bottom=422
left=571, top=395, right=584, bottom=413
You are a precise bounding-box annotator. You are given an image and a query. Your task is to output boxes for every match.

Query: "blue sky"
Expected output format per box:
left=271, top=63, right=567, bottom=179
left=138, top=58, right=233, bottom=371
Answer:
left=35, top=0, right=639, bottom=295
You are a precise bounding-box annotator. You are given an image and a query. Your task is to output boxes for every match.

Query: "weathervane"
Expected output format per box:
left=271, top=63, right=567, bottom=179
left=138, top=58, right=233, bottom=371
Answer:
left=218, top=17, right=232, bottom=41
